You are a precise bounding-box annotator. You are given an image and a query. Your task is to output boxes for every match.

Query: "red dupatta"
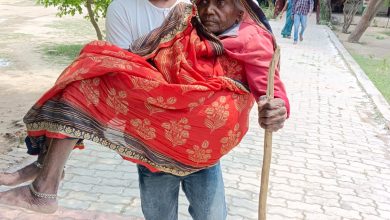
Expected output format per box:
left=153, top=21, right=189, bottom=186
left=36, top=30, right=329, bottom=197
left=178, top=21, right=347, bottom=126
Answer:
left=24, top=3, right=256, bottom=175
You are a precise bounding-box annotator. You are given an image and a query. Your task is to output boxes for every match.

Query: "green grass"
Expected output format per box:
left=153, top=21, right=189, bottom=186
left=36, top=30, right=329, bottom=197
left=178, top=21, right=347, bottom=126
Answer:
left=382, top=31, right=390, bottom=36
left=376, top=35, right=385, bottom=40
left=42, top=44, right=84, bottom=63
left=258, top=5, right=274, bottom=20
left=352, top=54, right=390, bottom=103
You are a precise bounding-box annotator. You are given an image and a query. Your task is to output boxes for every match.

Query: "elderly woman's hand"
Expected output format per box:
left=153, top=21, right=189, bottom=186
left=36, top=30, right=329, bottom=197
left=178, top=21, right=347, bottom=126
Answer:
left=257, top=96, right=287, bottom=132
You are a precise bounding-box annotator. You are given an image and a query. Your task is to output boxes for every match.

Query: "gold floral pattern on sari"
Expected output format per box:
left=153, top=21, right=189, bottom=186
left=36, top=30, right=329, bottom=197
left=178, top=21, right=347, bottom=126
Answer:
left=145, top=96, right=176, bottom=114
left=218, top=55, right=244, bottom=81
left=180, top=74, right=196, bottom=84
left=220, top=124, right=241, bottom=155
left=147, top=96, right=177, bottom=109
left=181, top=85, right=209, bottom=94
left=79, top=78, right=100, bottom=106
left=101, top=49, right=128, bottom=59
left=88, top=56, right=133, bottom=71
left=232, top=94, right=250, bottom=112
left=188, top=97, right=206, bottom=111
left=172, top=41, right=196, bottom=83
left=55, top=61, right=87, bottom=89
left=101, top=57, right=134, bottom=70
left=160, top=40, right=190, bottom=83
left=71, top=67, right=89, bottom=81
left=130, top=118, right=156, bottom=140
left=204, top=96, right=230, bottom=132
left=186, top=140, right=212, bottom=163
left=90, top=41, right=111, bottom=47
left=106, top=88, right=129, bottom=115
left=162, top=118, right=191, bottom=147
left=158, top=48, right=174, bottom=82
left=207, top=91, right=215, bottom=98
left=56, top=60, right=79, bottom=83
left=145, top=104, right=165, bottom=115
left=26, top=120, right=194, bottom=176
left=188, top=92, right=214, bottom=111
left=130, top=77, right=160, bottom=91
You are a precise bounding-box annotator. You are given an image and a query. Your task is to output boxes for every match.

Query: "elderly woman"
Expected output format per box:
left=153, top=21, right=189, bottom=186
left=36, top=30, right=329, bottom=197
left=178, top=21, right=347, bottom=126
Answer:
left=0, top=0, right=289, bottom=215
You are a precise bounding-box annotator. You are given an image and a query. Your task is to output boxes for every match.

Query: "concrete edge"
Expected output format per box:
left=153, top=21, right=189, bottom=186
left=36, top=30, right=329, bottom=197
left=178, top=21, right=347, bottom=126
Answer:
left=325, top=26, right=390, bottom=124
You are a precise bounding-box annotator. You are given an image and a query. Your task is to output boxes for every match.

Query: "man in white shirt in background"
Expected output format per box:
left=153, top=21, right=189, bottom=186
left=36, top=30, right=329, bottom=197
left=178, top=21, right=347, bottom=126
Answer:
left=105, top=1, right=227, bottom=219
left=107, top=0, right=183, bottom=48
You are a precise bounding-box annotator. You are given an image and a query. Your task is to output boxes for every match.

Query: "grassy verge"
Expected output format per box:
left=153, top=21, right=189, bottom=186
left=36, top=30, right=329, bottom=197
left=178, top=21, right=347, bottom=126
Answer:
left=42, top=44, right=84, bottom=64
left=257, top=2, right=274, bottom=20
left=352, top=54, right=390, bottom=103
left=43, top=44, right=83, bottom=59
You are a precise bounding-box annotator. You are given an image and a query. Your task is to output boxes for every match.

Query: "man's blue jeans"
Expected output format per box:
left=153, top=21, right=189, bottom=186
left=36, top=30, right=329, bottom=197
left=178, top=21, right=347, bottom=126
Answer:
left=293, top=14, right=308, bottom=42
left=138, top=163, right=227, bottom=220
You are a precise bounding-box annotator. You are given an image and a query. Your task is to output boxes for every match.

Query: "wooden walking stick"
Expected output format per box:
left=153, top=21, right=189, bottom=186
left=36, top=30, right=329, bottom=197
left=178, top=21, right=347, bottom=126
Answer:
left=258, top=45, right=280, bottom=220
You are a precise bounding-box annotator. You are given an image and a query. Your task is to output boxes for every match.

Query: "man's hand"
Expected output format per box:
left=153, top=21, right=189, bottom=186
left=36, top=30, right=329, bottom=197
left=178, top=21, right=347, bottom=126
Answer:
left=257, top=96, right=287, bottom=132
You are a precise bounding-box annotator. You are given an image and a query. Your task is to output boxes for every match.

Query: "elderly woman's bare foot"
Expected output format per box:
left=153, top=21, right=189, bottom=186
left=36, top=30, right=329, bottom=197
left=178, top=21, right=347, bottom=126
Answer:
left=0, top=162, right=65, bottom=186
left=0, top=162, right=40, bottom=186
left=0, top=184, right=58, bottom=213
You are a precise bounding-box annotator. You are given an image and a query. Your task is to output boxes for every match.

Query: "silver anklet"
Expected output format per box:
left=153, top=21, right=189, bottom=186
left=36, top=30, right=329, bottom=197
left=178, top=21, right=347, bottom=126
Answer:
left=34, top=161, right=43, bottom=169
left=29, top=183, right=57, bottom=200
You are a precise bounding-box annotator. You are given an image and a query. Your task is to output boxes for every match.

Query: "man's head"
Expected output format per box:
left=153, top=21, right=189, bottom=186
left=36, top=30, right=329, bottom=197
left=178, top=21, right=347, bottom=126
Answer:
left=197, top=0, right=244, bottom=35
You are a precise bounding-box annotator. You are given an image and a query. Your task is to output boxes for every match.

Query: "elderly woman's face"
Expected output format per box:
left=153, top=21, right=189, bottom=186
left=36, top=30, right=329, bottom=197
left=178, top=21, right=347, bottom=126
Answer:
left=197, top=0, right=242, bottom=35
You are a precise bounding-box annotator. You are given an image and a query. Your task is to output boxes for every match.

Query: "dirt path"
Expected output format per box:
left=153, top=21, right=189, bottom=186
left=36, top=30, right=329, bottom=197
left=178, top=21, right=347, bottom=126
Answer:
left=0, top=0, right=99, bottom=154
left=332, top=14, right=390, bottom=59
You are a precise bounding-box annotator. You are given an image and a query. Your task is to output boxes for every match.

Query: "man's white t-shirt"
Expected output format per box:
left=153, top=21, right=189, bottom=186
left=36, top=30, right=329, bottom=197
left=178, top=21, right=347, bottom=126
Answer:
left=106, top=0, right=190, bottom=49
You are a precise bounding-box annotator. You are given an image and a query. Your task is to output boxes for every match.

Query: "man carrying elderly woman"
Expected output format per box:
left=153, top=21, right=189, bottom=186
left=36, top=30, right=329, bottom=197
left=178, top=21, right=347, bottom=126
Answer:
left=0, top=0, right=289, bottom=219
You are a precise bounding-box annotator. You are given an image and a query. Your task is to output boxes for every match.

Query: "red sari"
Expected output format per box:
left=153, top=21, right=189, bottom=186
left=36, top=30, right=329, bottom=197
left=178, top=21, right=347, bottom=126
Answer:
left=24, top=2, right=288, bottom=176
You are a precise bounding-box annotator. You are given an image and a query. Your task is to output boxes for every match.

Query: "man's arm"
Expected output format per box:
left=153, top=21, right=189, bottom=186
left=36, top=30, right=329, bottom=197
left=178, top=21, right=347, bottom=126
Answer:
left=105, top=1, right=134, bottom=49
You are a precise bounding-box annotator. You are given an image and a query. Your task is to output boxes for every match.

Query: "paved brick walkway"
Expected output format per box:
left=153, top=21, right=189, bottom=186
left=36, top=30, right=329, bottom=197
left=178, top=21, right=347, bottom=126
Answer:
left=1, top=18, right=390, bottom=220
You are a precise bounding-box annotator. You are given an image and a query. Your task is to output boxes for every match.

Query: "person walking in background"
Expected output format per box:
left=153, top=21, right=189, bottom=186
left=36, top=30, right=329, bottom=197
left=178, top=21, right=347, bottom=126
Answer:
left=279, top=0, right=293, bottom=38
left=273, top=0, right=286, bottom=18
left=292, top=0, right=313, bottom=44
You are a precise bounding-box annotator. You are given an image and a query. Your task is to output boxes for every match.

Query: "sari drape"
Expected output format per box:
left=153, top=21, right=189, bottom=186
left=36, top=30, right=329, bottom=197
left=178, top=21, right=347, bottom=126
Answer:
left=24, top=1, right=278, bottom=176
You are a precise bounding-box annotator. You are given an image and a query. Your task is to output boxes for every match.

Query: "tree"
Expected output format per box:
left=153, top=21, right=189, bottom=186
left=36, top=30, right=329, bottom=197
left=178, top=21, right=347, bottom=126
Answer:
left=342, top=0, right=362, bottom=33
left=36, top=0, right=111, bottom=40
left=348, top=0, right=385, bottom=42
left=320, top=0, right=332, bottom=22
left=316, top=1, right=321, bottom=24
